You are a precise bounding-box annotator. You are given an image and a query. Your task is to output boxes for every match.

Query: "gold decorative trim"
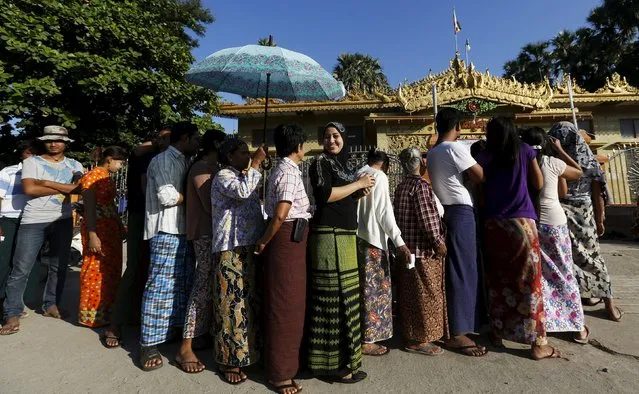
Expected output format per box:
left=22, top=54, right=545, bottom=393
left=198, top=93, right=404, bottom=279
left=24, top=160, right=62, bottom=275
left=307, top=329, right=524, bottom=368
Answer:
left=397, top=57, right=554, bottom=112
left=218, top=60, right=639, bottom=117
left=595, top=73, right=639, bottom=94
left=553, top=77, right=587, bottom=95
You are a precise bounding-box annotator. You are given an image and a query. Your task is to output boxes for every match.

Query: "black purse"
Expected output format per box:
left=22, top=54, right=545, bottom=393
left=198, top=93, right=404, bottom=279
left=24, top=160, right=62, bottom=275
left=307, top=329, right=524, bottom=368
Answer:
left=291, top=218, right=308, bottom=243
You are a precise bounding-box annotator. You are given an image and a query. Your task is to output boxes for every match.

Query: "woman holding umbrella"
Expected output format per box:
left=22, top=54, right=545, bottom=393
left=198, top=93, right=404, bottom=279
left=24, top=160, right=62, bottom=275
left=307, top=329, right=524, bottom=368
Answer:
left=307, top=122, right=375, bottom=384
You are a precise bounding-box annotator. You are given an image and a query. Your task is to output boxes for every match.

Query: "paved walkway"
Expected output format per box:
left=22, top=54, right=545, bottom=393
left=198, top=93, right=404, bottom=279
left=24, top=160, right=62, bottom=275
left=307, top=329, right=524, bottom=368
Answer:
left=1, top=241, right=638, bottom=393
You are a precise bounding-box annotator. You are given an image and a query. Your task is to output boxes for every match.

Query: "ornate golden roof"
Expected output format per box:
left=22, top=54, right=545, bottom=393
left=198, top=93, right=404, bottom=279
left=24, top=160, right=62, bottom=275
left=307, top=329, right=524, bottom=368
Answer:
left=218, top=58, right=639, bottom=117
left=596, top=73, right=638, bottom=94
left=398, top=57, right=554, bottom=112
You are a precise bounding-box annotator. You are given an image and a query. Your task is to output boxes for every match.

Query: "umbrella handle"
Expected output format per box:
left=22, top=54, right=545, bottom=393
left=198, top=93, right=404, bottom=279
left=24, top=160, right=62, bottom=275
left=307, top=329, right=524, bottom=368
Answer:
left=261, top=72, right=272, bottom=170
left=262, top=73, right=271, bottom=146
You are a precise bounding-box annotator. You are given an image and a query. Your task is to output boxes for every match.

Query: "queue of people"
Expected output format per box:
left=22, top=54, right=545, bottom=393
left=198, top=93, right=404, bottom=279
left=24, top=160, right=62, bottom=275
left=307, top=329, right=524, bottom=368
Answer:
left=0, top=113, right=622, bottom=394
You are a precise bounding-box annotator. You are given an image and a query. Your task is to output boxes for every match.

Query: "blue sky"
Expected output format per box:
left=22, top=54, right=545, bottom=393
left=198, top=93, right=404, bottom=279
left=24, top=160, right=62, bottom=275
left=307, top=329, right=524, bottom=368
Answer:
left=196, top=0, right=602, bottom=132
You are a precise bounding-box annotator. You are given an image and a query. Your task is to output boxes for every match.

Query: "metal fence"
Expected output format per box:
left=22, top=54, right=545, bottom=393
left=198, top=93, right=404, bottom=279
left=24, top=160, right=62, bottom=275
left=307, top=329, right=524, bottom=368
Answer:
left=260, top=146, right=403, bottom=204
left=605, top=147, right=639, bottom=205
left=106, top=147, right=403, bottom=225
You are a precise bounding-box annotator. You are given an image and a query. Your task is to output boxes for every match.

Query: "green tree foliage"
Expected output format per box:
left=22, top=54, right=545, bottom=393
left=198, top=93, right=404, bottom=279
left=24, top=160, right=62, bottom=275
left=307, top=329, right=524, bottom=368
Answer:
left=333, top=53, right=391, bottom=95
left=503, top=0, right=639, bottom=91
left=0, top=0, right=221, bottom=163
left=258, top=36, right=277, bottom=47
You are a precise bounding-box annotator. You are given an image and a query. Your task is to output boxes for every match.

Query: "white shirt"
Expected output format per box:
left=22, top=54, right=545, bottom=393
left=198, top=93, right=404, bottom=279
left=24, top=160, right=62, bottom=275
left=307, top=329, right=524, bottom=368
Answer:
left=356, top=165, right=405, bottom=251
left=144, top=146, right=188, bottom=240
left=427, top=141, right=476, bottom=206
left=0, top=163, right=29, bottom=219
left=539, top=156, right=568, bottom=226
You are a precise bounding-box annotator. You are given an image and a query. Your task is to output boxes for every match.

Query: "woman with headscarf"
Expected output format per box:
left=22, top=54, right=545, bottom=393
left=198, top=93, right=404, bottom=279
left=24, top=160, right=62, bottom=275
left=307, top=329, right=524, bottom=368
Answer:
left=548, top=121, right=623, bottom=322
left=307, top=122, right=375, bottom=384
left=520, top=127, right=589, bottom=342
left=393, top=148, right=448, bottom=356
left=477, top=117, right=561, bottom=360
left=210, top=139, right=266, bottom=384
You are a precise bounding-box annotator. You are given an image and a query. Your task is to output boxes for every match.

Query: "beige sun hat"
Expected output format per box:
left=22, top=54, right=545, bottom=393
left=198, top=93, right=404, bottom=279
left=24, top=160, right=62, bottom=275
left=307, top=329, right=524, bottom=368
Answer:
left=38, top=125, right=74, bottom=143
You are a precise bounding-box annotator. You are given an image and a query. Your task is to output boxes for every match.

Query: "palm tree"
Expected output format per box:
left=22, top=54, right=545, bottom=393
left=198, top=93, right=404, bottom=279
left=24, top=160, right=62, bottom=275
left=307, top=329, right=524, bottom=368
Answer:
left=550, top=30, right=577, bottom=77
left=333, top=53, right=391, bottom=95
left=258, top=36, right=277, bottom=47
left=503, top=42, right=554, bottom=84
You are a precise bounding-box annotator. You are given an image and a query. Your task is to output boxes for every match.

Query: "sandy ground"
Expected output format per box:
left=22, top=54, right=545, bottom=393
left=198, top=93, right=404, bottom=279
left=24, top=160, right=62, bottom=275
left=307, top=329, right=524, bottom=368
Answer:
left=1, top=241, right=638, bottom=394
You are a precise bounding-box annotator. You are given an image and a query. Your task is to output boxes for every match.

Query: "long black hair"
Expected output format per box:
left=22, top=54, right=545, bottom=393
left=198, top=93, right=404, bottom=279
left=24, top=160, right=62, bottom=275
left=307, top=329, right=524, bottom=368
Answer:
left=520, top=126, right=552, bottom=219
left=485, top=117, right=520, bottom=168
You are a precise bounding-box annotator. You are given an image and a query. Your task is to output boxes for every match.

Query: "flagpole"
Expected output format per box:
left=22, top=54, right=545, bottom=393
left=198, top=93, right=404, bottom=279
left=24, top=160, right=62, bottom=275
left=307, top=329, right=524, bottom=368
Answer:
left=465, top=42, right=469, bottom=66
left=453, top=7, right=459, bottom=55
left=566, top=73, right=579, bottom=129
left=432, top=82, right=438, bottom=119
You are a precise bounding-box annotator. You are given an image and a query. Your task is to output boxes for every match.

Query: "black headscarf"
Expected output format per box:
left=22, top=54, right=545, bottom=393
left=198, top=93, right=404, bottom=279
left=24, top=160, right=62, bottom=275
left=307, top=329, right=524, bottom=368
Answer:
left=314, top=121, right=355, bottom=187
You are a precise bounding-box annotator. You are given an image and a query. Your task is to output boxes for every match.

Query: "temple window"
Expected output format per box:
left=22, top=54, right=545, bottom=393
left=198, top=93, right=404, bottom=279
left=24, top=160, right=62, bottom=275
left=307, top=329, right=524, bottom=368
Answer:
left=620, top=119, right=639, bottom=138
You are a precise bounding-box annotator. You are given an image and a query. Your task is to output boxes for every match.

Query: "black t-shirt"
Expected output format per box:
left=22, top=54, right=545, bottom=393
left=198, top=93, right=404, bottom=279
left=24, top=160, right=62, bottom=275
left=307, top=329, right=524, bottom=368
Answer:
left=126, top=150, right=156, bottom=213
left=309, top=155, right=358, bottom=230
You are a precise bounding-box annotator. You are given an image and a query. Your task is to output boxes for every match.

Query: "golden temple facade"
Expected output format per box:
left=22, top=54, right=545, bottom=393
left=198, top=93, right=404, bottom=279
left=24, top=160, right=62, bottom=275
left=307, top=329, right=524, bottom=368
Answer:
left=220, top=57, right=639, bottom=153
left=219, top=57, right=639, bottom=204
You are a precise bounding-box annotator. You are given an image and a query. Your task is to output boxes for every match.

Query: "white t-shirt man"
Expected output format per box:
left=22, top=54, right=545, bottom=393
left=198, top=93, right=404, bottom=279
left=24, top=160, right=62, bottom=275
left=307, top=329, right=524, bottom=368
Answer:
left=539, top=156, right=568, bottom=226
left=426, top=141, right=476, bottom=206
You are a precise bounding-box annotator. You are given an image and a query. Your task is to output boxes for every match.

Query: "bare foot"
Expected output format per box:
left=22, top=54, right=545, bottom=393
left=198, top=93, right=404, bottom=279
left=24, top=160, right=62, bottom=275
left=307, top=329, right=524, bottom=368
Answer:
left=574, top=326, right=590, bottom=344
left=175, top=342, right=205, bottom=373
left=43, top=306, right=64, bottom=319
left=102, top=327, right=121, bottom=348
left=0, top=316, right=20, bottom=335
left=269, top=379, right=303, bottom=394
left=604, top=298, right=624, bottom=322
left=140, top=345, right=163, bottom=371
left=405, top=342, right=444, bottom=355
left=445, top=335, right=488, bottom=357
left=362, top=343, right=389, bottom=356
left=531, top=344, right=563, bottom=360
left=219, top=366, right=247, bottom=384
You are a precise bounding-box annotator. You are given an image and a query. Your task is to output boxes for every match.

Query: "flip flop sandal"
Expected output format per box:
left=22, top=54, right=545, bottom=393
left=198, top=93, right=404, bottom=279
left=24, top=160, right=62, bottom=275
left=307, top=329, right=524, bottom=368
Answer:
left=330, top=370, right=367, bottom=384
left=573, top=326, right=590, bottom=345
left=140, top=346, right=164, bottom=372
left=0, top=324, right=20, bottom=335
left=362, top=345, right=390, bottom=357
left=43, top=308, right=64, bottom=319
left=171, top=359, right=205, bottom=374
left=404, top=344, right=444, bottom=356
left=445, top=344, right=488, bottom=357
left=268, top=380, right=303, bottom=394
left=582, top=298, right=602, bottom=306
left=100, top=334, right=121, bottom=349
left=20, top=311, right=29, bottom=319
left=532, top=346, right=565, bottom=361
left=218, top=367, right=247, bottom=385
left=609, top=306, right=625, bottom=322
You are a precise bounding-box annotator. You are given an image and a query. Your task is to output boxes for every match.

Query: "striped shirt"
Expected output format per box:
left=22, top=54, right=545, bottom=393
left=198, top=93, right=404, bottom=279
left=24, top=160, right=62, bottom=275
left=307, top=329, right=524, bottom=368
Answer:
left=144, top=146, right=188, bottom=240
left=264, top=157, right=311, bottom=221
left=0, top=163, right=29, bottom=219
